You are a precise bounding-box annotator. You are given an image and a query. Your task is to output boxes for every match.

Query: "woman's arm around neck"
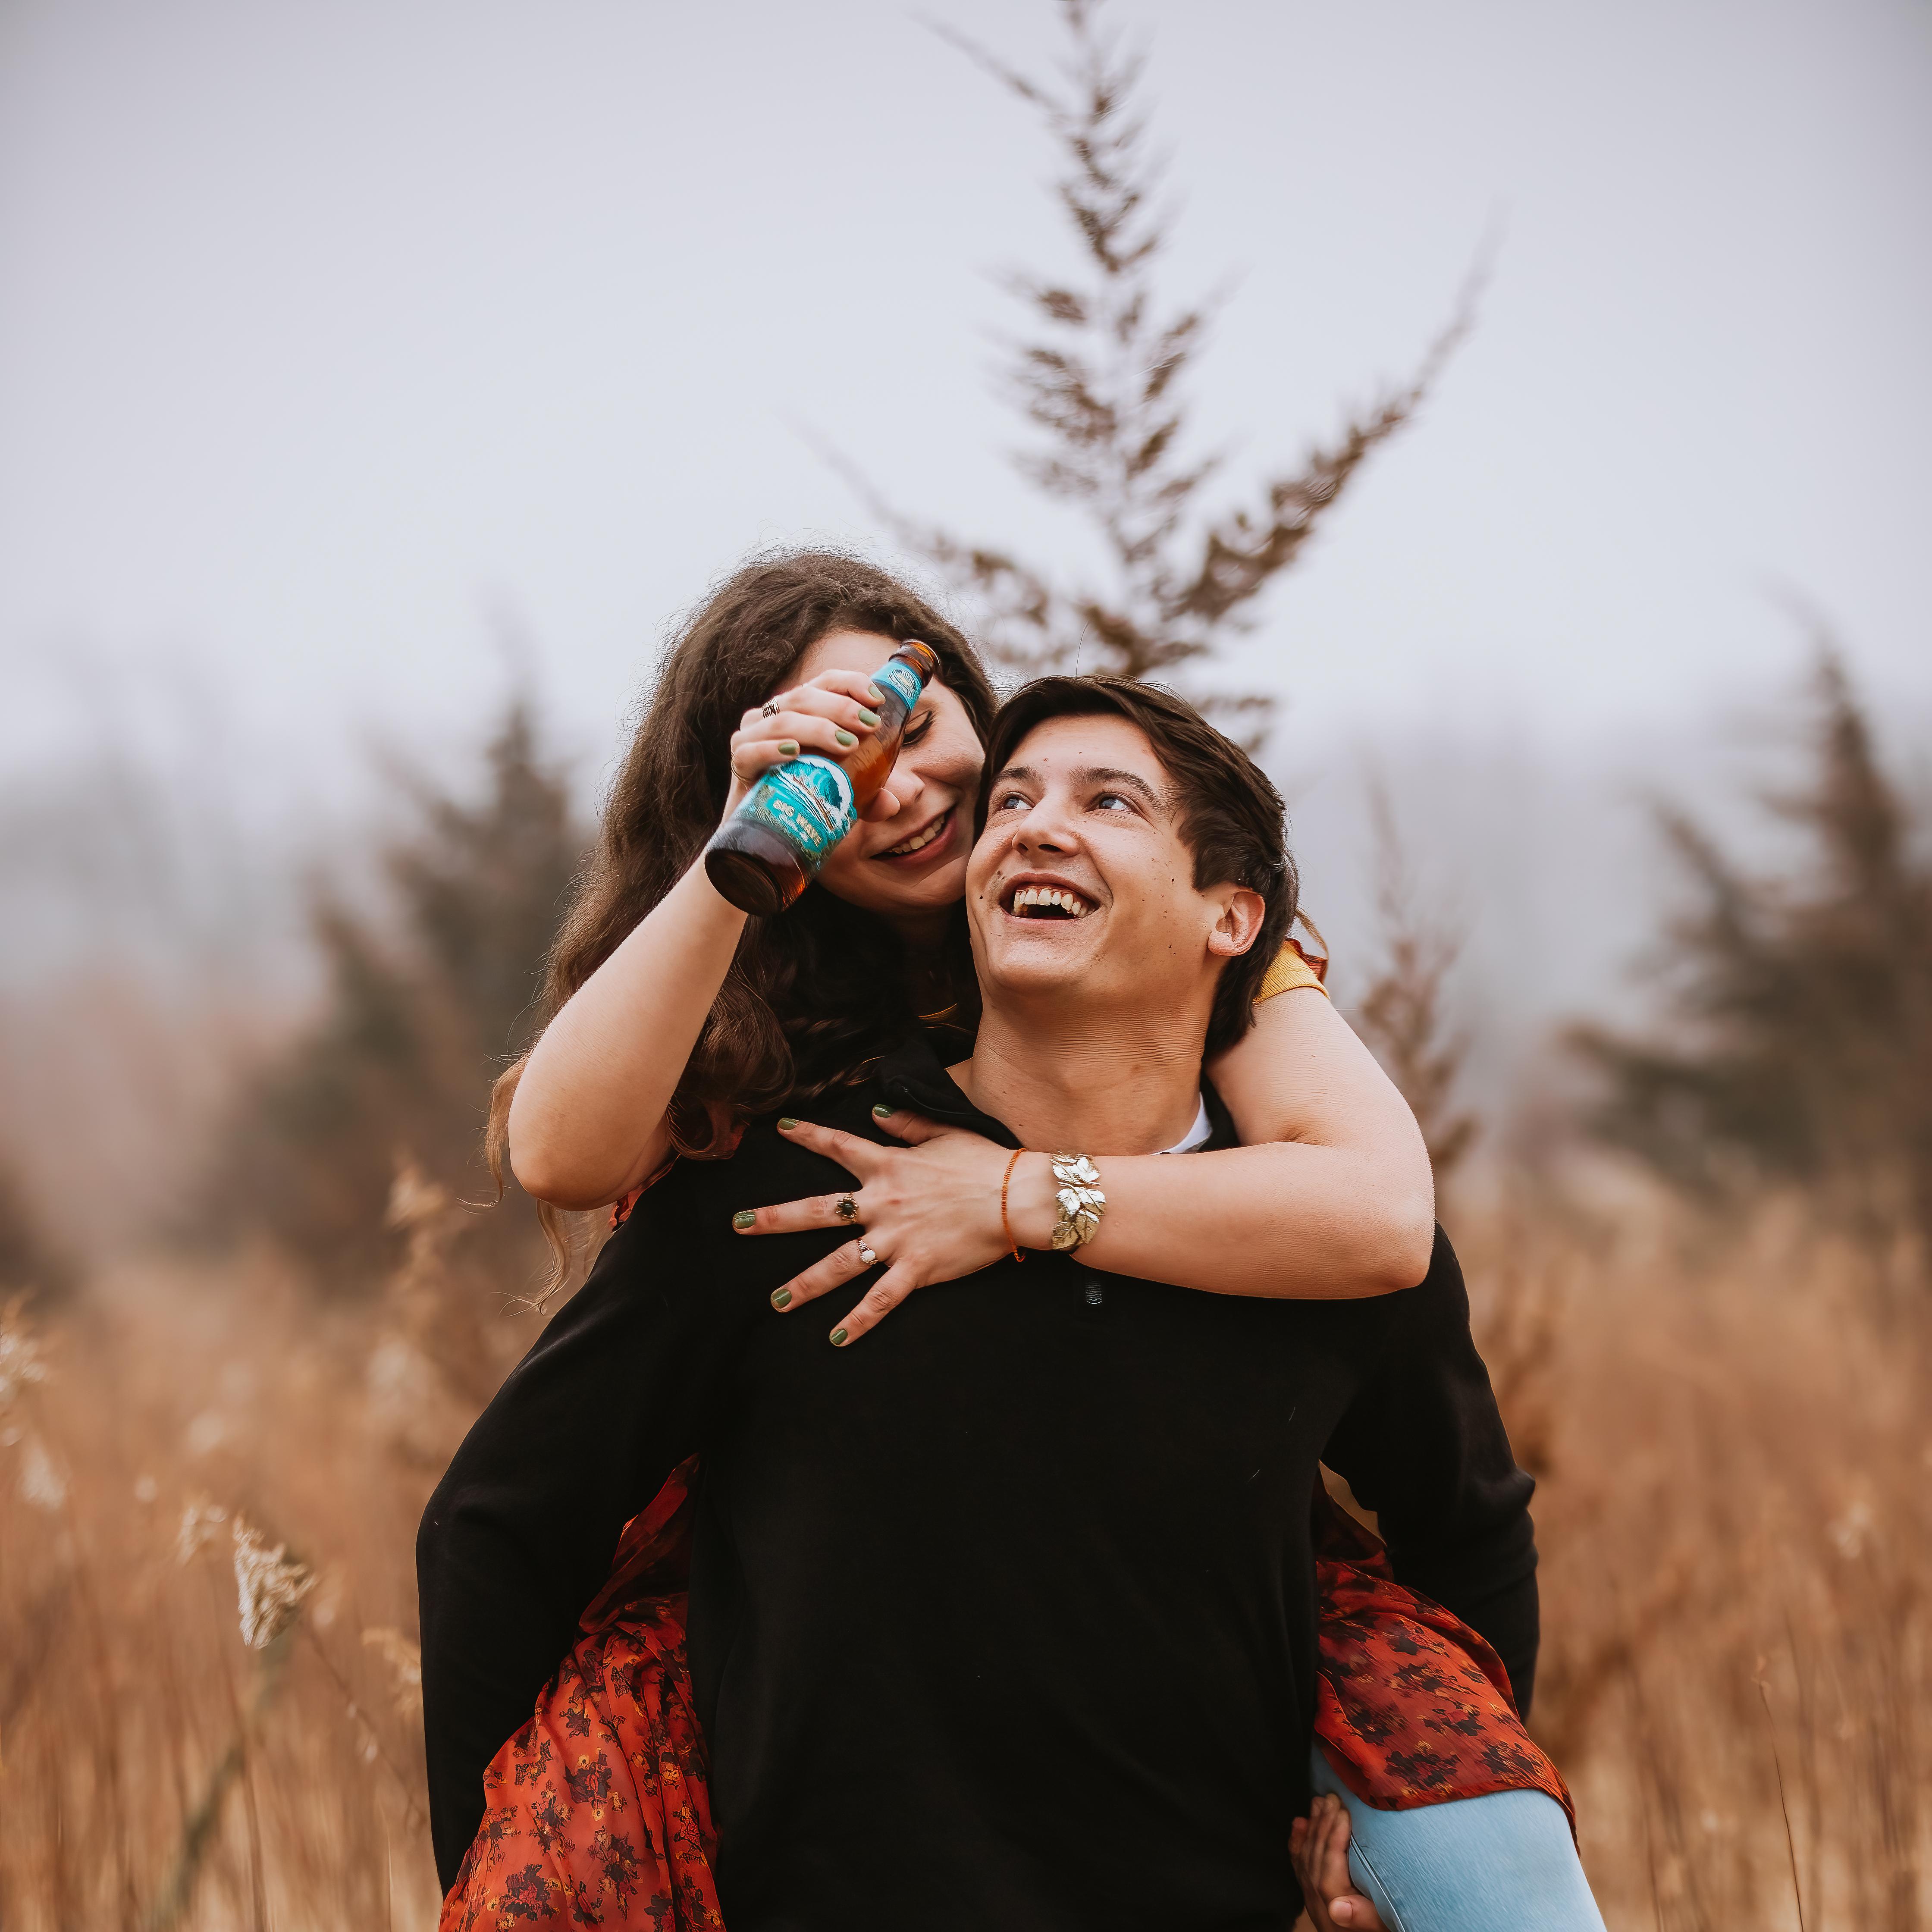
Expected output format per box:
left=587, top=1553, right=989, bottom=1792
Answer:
left=992, top=986, right=1434, bottom=1298
left=1187, top=985, right=1436, bottom=1294
left=747, top=985, right=1438, bottom=1342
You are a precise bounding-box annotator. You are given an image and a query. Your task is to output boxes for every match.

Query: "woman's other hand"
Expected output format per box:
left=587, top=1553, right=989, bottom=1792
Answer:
left=725, top=668, right=900, bottom=821
left=731, top=1112, right=1049, bottom=1346
left=1289, top=1795, right=1387, bottom=1932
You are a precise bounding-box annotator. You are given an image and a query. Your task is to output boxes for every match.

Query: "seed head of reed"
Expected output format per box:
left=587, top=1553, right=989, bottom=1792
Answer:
left=0, top=1292, right=52, bottom=1409
left=174, top=1492, right=228, bottom=1565
left=385, top=1159, right=452, bottom=1233
left=361, top=1625, right=423, bottom=1715
left=230, top=1512, right=317, bottom=1649
left=18, top=1430, right=68, bottom=1512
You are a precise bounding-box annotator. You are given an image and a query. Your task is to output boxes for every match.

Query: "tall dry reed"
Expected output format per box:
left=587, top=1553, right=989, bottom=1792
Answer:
left=1459, top=1183, right=1929, bottom=1930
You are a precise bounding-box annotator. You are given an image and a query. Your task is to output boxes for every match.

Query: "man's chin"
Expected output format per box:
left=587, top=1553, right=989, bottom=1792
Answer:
left=978, top=938, right=1103, bottom=1001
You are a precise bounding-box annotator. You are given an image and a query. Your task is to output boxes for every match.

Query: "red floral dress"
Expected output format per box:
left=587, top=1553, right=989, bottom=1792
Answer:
left=1308, top=1491, right=1572, bottom=1830
left=439, top=1460, right=722, bottom=1932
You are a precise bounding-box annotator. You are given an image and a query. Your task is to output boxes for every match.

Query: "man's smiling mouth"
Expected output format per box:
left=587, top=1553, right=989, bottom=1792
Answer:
left=1004, top=884, right=1095, bottom=920
left=877, top=807, right=953, bottom=860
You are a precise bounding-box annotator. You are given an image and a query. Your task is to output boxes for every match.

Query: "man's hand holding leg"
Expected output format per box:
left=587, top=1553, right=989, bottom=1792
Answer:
left=1291, top=1794, right=1388, bottom=1932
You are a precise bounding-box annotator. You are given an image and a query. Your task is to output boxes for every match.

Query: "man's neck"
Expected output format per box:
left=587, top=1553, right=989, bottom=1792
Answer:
left=952, top=997, right=1209, bottom=1155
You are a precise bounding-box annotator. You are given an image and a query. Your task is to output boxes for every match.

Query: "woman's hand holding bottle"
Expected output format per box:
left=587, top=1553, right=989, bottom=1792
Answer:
left=723, top=668, right=899, bottom=822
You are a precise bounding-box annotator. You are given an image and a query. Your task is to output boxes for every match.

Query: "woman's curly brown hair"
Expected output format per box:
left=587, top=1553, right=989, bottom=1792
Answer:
left=487, top=551, right=997, bottom=1291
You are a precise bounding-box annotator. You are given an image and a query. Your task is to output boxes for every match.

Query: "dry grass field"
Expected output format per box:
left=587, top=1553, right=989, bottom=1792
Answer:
left=1, top=1171, right=1925, bottom=1931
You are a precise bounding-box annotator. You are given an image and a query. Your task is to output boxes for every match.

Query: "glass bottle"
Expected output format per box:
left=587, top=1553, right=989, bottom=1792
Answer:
left=703, top=639, right=941, bottom=916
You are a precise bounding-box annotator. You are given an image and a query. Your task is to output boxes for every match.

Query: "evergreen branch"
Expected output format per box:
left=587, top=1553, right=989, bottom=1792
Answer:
left=862, top=1, right=1490, bottom=723
left=1162, top=261, right=1485, bottom=632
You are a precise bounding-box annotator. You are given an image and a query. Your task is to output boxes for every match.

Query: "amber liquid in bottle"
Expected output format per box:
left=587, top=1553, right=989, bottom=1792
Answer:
left=703, top=640, right=941, bottom=917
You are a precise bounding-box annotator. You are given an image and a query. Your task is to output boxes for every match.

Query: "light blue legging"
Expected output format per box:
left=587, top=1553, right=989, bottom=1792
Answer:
left=1309, top=1745, right=1606, bottom=1932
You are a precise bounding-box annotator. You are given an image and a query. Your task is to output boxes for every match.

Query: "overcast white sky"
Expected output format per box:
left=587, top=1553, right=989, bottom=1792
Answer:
left=3, top=0, right=1926, bottom=794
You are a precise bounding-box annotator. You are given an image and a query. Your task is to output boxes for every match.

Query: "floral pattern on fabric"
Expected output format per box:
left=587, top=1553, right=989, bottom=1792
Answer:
left=1310, top=1485, right=1574, bottom=1835
left=438, top=1461, right=724, bottom=1932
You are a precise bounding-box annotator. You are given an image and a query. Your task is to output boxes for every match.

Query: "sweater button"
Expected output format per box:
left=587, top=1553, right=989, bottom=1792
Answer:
left=1084, top=1281, right=1104, bottom=1306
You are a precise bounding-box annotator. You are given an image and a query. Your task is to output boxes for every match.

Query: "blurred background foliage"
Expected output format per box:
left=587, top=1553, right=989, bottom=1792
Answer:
left=1574, top=653, right=1932, bottom=1279
left=206, top=703, right=586, bottom=1293
left=0, top=1156, right=76, bottom=1308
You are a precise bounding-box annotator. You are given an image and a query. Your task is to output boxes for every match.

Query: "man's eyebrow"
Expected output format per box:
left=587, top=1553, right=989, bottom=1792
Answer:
left=988, top=763, right=1037, bottom=788
left=1076, top=766, right=1163, bottom=806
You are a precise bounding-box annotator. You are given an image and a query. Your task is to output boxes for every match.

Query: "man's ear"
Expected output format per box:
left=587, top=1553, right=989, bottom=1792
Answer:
left=1205, top=887, right=1268, bottom=959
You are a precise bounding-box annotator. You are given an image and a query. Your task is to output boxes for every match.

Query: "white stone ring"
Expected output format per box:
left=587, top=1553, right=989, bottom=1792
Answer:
left=857, top=1242, right=881, bottom=1268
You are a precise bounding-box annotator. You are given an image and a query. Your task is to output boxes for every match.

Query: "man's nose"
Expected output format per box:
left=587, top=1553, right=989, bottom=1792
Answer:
left=1012, top=802, right=1076, bottom=854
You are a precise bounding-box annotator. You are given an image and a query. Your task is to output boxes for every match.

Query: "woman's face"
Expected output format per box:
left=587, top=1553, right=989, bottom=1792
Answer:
left=780, top=628, right=985, bottom=932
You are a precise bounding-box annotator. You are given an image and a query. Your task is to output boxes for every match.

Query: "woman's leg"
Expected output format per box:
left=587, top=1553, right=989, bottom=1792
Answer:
left=1308, top=1745, right=1606, bottom=1932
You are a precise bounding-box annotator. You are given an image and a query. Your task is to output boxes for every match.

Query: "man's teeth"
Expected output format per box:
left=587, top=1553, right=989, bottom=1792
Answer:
left=882, top=811, right=947, bottom=858
left=1010, top=884, right=1093, bottom=918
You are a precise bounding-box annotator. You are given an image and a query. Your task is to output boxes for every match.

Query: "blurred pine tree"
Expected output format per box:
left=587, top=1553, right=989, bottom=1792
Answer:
left=213, top=702, right=586, bottom=1292
left=1571, top=654, right=1932, bottom=1273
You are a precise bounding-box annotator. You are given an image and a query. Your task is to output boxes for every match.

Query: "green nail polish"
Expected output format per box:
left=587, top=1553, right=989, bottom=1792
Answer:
left=733, top=1211, right=756, bottom=1230
left=778, top=1116, right=800, bottom=1130
left=857, top=708, right=880, bottom=728
left=778, top=740, right=798, bottom=757
left=866, top=684, right=884, bottom=703
left=872, top=1103, right=894, bottom=1120
left=834, top=728, right=856, bottom=748
left=770, top=1287, right=792, bottom=1309
left=830, top=1327, right=849, bottom=1347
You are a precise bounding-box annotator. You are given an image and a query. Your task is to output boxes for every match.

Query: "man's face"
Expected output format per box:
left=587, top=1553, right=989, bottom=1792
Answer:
left=966, top=711, right=1264, bottom=1026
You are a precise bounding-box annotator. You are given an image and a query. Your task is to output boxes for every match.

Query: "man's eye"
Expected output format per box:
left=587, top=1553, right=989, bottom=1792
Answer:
left=995, top=791, right=1029, bottom=811
left=1095, top=793, right=1132, bottom=812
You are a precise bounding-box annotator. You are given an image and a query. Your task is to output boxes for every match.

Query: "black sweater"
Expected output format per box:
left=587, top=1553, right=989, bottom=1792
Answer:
left=419, top=1037, right=1538, bottom=1929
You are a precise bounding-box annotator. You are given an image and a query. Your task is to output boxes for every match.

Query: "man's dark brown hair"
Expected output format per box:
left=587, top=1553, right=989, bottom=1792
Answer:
left=978, top=675, right=1298, bottom=1057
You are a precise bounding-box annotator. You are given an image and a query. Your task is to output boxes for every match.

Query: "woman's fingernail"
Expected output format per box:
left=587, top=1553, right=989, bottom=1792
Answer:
left=770, top=1287, right=792, bottom=1309
left=872, top=1103, right=894, bottom=1120
left=778, top=1116, right=799, bottom=1130
left=829, top=1328, right=849, bottom=1347
left=733, top=1211, right=756, bottom=1231
left=835, top=728, right=856, bottom=748
left=778, top=740, right=798, bottom=757
left=857, top=708, right=880, bottom=728
left=866, top=684, right=884, bottom=703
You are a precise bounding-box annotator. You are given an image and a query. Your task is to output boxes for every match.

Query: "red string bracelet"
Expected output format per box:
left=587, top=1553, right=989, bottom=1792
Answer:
left=1000, top=1148, right=1030, bottom=1264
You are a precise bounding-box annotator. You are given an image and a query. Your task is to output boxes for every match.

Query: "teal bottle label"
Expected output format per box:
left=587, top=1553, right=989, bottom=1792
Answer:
left=738, top=753, right=856, bottom=866
left=872, top=659, right=925, bottom=712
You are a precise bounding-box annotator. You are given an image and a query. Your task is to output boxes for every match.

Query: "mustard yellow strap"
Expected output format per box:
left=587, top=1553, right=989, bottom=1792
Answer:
left=1256, top=936, right=1329, bottom=1003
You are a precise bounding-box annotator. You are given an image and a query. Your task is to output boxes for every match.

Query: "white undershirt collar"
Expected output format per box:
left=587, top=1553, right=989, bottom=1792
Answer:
left=1154, top=1095, right=1213, bottom=1156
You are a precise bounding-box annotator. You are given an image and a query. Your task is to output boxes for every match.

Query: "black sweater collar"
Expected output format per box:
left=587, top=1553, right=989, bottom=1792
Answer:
left=875, top=1032, right=1239, bottom=1153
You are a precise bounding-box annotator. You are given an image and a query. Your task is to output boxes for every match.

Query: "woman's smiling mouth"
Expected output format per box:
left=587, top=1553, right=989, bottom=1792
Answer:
left=875, top=805, right=955, bottom=862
